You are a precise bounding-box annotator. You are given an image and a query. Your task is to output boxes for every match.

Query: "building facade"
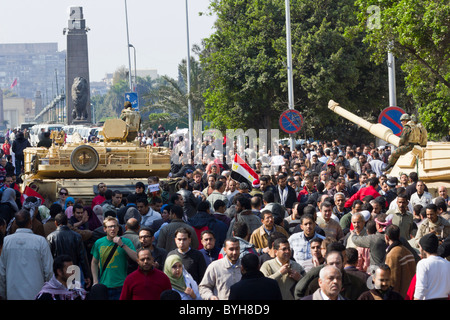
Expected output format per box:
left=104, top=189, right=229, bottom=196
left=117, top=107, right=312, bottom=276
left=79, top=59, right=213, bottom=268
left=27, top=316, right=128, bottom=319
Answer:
left=0, top=42, right=66, bottom=104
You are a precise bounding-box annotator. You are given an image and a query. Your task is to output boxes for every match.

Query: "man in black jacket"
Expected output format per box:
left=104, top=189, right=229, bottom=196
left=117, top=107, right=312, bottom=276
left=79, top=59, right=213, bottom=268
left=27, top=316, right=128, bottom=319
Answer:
left=273, top=174, right=297, bottom=212
left=228, top=253, right=282, bottom=300
left=46, top=213, right=92, bottom=288
left=11, top=131, right=31, bottom=176
left=37, top=131, right=52, bottom=148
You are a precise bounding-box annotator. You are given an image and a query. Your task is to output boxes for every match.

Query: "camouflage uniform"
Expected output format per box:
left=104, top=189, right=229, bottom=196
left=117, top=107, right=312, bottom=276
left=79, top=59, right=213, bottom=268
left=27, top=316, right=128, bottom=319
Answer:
left=120, top=102, right=141, bottom=142
left=388, top=124, right=414, bottom=166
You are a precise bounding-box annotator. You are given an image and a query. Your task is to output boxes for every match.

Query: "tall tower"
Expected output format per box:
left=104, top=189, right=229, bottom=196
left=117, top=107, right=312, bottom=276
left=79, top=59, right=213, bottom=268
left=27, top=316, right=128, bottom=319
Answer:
left=64, top=6, right=91, bottom=125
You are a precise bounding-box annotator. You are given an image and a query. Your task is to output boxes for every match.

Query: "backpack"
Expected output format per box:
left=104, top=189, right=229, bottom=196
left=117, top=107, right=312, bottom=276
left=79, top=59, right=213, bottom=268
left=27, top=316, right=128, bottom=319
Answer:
left=417, top=123, right=428, bottom=147
left=407, top=121, right=427, bottom=146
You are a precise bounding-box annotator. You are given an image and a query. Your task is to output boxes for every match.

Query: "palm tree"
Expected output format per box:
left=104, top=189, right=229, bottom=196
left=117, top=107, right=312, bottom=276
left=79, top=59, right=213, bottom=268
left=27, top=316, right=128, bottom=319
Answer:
left=142, top=55, right=207, bottom=129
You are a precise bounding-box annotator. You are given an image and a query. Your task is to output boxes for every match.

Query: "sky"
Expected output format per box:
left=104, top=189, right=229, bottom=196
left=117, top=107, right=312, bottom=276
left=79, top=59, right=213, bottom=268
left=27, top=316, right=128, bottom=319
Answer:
left=0, top=0, right=217, bottom=82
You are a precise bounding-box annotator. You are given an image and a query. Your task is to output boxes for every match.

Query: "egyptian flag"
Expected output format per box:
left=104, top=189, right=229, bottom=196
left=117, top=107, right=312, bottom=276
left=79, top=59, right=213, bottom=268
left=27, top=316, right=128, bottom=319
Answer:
left=21, top=186, right=45, bottom=205
left=230, top=153, right=258, bottom=186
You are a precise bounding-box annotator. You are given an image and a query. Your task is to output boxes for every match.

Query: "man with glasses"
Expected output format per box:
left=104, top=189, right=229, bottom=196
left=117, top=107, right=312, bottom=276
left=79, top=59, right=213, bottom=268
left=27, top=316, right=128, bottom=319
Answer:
left=138, top=226, right=167, bottom=271
left=91, top=216, right=137, bottom=300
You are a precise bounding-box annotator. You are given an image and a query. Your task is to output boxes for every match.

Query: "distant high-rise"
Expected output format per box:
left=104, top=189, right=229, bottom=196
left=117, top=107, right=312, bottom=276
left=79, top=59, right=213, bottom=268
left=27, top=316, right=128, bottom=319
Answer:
left=0, top=43, right=66, bottom=102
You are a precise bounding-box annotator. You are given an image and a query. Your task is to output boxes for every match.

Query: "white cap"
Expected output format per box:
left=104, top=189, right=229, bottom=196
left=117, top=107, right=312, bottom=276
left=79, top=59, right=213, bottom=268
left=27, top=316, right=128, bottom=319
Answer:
left=360, top=210, right=371, bottom=222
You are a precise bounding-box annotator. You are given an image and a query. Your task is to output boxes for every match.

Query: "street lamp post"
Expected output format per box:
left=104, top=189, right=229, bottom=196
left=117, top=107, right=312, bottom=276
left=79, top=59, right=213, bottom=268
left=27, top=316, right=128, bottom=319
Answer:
left=185, top=0, right=193, bottom=154
left=387, top=41, right=396, bottom=107
left=124, top=0, right=133, bottom=92
left=285, top=0, right=295, bottom=150
left=129, top=44, right=137, bottom=91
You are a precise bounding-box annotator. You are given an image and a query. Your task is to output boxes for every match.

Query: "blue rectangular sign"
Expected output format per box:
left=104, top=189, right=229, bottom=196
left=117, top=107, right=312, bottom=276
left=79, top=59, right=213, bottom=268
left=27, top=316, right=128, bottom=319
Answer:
left=125, top=92, right=139, bottom=111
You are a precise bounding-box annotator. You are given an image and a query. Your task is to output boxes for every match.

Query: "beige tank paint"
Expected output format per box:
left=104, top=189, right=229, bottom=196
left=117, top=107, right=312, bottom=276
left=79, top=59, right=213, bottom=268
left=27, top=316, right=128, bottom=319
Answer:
left=22, top=117, right=171, bottom=202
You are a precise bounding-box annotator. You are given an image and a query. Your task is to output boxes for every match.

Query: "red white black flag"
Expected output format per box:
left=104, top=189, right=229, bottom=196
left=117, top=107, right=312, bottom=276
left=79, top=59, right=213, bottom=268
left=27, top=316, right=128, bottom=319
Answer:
left=230, top=153, right=258, bottom=186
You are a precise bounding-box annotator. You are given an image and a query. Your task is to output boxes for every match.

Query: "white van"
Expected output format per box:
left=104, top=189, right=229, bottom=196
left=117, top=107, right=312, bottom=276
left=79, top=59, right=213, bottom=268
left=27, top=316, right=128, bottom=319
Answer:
left=30, top=123, right=65, bottom=146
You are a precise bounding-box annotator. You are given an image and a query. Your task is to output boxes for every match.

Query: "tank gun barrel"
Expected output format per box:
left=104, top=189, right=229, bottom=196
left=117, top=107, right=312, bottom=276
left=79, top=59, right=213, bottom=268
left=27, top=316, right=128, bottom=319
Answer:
left=328, top=100, right=400, bottom=147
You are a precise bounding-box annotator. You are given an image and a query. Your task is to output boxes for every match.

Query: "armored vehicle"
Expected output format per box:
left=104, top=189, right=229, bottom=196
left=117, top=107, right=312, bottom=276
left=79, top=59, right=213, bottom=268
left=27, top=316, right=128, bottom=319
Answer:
left=22, top=116, right=171, bottom=204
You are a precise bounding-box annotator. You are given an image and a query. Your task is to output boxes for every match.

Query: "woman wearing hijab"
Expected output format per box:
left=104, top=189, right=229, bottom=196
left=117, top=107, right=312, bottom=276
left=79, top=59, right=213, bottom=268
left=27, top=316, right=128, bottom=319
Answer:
left=64, top=197, right=75, bottom=218
left=83, top=206, right=102, bottom=231
left=0, top=188, right=19, bottom=225
left=163, top=255, right=201, bottom=300
left=64, top=197, right=75, bottom=210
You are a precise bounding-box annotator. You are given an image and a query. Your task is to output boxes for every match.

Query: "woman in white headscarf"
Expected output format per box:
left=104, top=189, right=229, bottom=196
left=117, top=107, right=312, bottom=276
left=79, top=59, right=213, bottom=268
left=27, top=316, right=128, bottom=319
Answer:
left=0, top=188, right=19, bottom=225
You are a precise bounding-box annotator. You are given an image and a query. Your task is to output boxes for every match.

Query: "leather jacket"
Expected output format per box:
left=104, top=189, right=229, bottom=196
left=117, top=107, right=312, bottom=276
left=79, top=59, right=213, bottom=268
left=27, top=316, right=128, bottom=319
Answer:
left=177, top=188, right=199, bottom=219
left=47, top=225, right=91, bottom=278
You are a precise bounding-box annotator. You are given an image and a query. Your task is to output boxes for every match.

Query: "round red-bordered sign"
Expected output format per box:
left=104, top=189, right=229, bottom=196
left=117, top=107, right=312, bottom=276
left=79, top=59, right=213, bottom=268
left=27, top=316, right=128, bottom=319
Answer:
left=279, top=109, right=304, bottom=134
left=378, top=106, right=406, bottom=137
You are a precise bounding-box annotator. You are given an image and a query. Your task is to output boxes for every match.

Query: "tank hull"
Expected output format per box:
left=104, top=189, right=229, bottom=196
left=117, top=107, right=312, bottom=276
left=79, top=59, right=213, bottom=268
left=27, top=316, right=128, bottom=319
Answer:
left=22, top=141, right=171, bottom=203
left=22, top=115, right=172, bottom=204
left=23, top=141, right=171, bottom=180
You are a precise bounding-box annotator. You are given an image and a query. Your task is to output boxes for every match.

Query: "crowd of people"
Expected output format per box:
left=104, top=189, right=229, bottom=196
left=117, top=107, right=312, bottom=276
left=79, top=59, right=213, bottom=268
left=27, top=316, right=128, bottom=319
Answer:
left=0, top=124, right=449, bottom=302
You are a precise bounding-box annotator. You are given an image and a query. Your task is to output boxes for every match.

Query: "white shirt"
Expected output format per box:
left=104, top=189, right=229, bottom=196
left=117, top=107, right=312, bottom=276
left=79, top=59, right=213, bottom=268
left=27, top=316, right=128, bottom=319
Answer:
left=389, top=197, right=414, bottom=213
left=414, top=255, right=450, bottom=300
left=226, top=190, right=239, bottom=202
left=199, top=257, right=242, bottom=300
left=410, top=191, right=433, bottom=208
left=0, top=229, right=54, bottom=300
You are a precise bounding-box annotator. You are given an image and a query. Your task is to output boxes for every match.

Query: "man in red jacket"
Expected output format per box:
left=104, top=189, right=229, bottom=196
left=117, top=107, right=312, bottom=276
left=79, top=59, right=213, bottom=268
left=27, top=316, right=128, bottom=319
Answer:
left=344, top=177, right=383, bottom=209
left=297, top=176, right=317, bottom=203
left=120, top=248, right=172, bottom=300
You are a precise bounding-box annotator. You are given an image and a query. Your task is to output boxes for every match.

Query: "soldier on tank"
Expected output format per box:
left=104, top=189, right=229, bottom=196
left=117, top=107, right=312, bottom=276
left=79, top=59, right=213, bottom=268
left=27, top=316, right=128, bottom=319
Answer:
left=120, top=101, right=141, bottom=142
left=385, top=113, right=423, bottom=172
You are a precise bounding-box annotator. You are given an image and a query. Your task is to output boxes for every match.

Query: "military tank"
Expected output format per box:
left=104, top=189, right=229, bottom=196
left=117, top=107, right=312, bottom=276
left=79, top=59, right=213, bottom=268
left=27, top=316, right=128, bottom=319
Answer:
left=328, top=100, right=450, bottom=196
left=22, top=115, right=171, bottom=204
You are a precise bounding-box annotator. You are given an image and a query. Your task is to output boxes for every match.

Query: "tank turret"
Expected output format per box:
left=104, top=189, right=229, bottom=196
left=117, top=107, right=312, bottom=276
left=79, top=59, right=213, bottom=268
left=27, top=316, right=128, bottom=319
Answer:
left=328, top=100, right=450, bottom=195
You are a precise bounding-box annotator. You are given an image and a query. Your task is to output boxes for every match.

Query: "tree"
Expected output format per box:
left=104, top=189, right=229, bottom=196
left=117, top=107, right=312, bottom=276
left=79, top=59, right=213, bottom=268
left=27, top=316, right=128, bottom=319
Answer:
left=101, top=66, right=130, bottom=119
left=201, top=0, right=286, bottom=132
left=353, top=0, right=450, bottom=140
left=201, top=0, right=396, bottom=143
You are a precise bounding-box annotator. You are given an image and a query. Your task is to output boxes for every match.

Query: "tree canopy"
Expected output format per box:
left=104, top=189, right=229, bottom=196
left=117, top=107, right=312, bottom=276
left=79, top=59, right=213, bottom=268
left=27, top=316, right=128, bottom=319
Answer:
left=200, top=0, right=399, bottom=144
left=353, top=0, right=450, bottom=140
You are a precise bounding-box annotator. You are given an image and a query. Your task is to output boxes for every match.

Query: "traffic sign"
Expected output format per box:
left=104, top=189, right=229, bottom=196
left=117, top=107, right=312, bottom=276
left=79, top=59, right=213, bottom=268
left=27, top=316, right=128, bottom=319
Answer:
left=279, top=109, right=303, bottom=134
left=125, top=92, right=139, bottom=111
left=378, top=106, right=406, bottom=137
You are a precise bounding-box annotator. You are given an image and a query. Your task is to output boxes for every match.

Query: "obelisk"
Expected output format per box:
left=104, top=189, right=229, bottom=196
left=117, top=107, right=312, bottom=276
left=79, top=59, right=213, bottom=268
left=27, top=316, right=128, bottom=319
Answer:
left=64, top=6, right=91, bottom=125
